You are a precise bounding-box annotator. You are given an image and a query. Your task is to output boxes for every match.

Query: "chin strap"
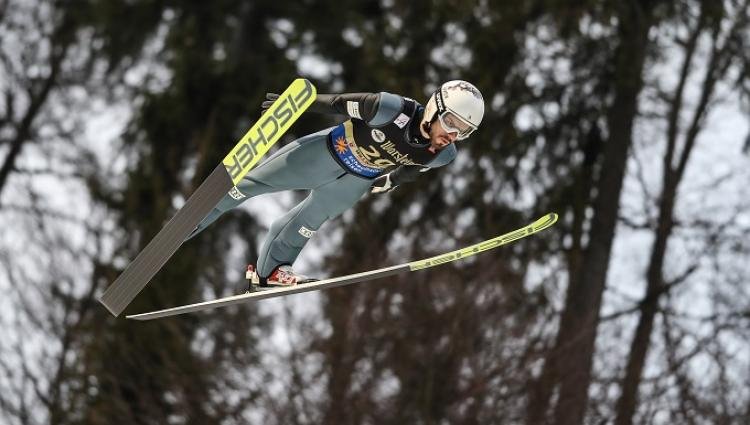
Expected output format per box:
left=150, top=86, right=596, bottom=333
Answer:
left=421, top=121, right=432, bottom=138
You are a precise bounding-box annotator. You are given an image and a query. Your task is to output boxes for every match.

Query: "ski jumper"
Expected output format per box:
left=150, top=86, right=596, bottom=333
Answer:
left=189, top=91, right=457, bottom=278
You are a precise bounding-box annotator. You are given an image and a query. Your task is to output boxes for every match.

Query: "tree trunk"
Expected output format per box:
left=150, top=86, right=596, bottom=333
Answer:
left=527, top=1, right=658, bottom=424
left=0, top=12, right=73, bottom=199
left=615, top=4, right=735, bottom=420
left=614, top=180, right=676, bottom=425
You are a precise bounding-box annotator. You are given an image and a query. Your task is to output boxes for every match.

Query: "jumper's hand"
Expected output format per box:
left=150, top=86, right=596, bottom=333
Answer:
left=371, top=173, right=397, bottom=194
left=261, top=93, right=280, bottom=113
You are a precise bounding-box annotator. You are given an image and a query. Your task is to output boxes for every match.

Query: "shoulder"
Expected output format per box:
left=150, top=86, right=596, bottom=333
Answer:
left=368, top=92, right=418, bottom=127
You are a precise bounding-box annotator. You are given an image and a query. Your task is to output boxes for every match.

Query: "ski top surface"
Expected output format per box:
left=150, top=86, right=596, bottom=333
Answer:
left=126, top=213, right=558, bottom=321
left=221, top=79, right=316, bottom=185
left=99, top=79, right=317, bottom=317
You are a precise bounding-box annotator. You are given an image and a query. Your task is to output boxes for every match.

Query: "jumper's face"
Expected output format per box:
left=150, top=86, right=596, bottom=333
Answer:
left=427, top=119, right=459, bottom=152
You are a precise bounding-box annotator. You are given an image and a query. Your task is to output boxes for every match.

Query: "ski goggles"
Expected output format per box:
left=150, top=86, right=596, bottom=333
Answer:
left=437, top=110, right=476, bottom=140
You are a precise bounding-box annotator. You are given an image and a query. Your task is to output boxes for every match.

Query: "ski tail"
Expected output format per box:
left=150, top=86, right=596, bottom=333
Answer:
left=99, top=166, right=232, bottom=317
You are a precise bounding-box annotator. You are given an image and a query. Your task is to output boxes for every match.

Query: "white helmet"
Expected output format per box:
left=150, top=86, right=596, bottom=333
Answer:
left=422, top=80, right=484, bottom=140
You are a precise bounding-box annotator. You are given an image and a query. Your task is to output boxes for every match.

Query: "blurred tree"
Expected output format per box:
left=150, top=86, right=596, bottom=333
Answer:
left=614, top=1, right=750, bottom=423
left=0, top=1, right=78, bottom=197
left=525, top=1, right=661, bottom=423
left=291, top=0, right=609, bottom=424
left=75, top=2, right=313, bottom=423
left=0, top=2, right=123, bottom=424
left=2, top=0, right=749, bottom=424
left=1, top=0, right=324, bottom=423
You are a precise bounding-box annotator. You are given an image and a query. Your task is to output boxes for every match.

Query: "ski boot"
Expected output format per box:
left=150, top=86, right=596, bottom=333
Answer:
left=246, top=264, right=317, bottom=291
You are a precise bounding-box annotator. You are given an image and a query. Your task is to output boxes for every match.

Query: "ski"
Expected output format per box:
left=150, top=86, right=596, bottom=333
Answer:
left=126, top=212, right=558, bottom=321
left=99, top=78, right=317, bottom=317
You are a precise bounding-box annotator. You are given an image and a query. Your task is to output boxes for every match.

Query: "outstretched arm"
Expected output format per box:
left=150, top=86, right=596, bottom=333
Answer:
left=263, top=92, right=381, bottom=121
left=309, top=93, right=380, bottom=121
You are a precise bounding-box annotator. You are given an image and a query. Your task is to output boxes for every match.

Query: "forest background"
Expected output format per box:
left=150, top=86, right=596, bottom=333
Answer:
left=1, top=0, right=749, bottom=424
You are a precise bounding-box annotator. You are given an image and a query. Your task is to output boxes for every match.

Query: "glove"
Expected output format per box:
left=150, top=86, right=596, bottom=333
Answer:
left=371, top=173, right=397, bottom=194
left=261, top=93, right=280, bottom=113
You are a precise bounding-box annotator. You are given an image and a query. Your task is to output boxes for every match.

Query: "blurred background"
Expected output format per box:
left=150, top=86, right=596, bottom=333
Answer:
left=1, top=0, right=749, bottom=424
